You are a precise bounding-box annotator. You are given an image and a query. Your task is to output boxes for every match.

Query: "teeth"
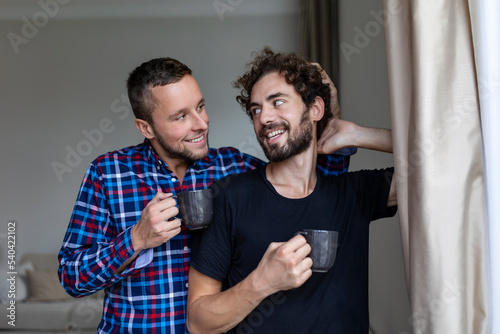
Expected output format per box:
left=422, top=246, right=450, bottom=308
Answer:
left=267, top=130, right=285, bottom=139
left=187, top=135, right=204, bottom=143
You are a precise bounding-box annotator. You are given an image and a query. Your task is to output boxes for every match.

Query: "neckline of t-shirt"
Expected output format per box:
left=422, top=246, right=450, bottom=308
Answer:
left=259, top=165, right=320, bottom=201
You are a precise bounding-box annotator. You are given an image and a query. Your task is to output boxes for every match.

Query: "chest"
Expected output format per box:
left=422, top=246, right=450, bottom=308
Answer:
left=102, top=158, right=246, bottom=228
left=227, top=185, right=368, bottom=279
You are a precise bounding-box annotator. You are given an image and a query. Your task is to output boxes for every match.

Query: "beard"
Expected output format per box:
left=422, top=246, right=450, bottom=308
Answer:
left=152, top=127, right=210, bottom=164
left=257, top=107, right=313, bottom=163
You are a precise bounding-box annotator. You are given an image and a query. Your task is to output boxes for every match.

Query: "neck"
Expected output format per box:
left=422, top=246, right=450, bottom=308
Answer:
left=265, top=141, right=318, bottom=199
left=149, top=140, right=190, bottom=184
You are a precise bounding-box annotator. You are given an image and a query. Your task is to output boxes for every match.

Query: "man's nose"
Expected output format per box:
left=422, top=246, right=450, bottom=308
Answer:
left=192, top=110, right=209, bottom=130
left=259, top=104, right=277, bottom=124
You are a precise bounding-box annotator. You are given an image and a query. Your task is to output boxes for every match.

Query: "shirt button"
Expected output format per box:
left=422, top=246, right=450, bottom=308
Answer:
left=171, top=177, right=177, bottom=182
left=186, top=282, right=189, bottom=288
left=184, top=246, right=189, bottom=252
left=156, top=165, right=160, bottom=170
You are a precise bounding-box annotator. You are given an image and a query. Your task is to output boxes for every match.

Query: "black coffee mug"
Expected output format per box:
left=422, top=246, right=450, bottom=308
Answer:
left=295, top=229, right=338, bottom=273
left=176, top=189, right=213, bottom=230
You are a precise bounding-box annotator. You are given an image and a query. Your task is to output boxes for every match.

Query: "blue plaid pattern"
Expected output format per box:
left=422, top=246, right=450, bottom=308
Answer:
left=58, top=139, right=350, bottom=333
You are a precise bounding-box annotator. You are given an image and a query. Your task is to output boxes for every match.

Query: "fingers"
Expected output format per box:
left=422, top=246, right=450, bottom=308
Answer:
left=161, top=219, right=182, bottom=238
left=163, top=218, right=182, bottom=232
left=291, top=240, right=313, bottom=285
left=287, top=234, right=310, bottom=253
left=311, top=63, right=341, bottom=120
left=149, top=191, right=173, bottom=204
left=131, top=192, right=182, bottom=251
left=292, top=237, right=312, bottom=260
left=145, top=192, right=179, bottom=221
left=254, top=236, right=316, bottom=294
left=274, top=236, right=312, bottom=268
left=317, top=125, right=334, bottom=153
left=150, top=218, right=182, bottom=240
left=297, top=260, right=313, bottom=283
left=151, top=192, right=177, bottom=209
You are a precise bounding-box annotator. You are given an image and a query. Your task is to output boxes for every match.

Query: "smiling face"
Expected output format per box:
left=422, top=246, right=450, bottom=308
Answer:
left=250, top=72, right=315, bottom=162
left=139, top=74, right=210, bottom=165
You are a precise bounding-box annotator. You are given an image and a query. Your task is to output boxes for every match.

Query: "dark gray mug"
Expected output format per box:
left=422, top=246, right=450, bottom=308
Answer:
left=296, top=229, right=338, bottom=273
left=177, top=189, right=213, bottom=230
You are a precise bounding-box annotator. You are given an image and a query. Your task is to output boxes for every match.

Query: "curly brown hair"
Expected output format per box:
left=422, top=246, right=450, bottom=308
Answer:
left=233, top=47, right=332, bottom=139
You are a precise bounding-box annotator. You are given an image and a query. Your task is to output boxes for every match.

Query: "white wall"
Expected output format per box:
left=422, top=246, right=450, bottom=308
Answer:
left=0, top=8, right=294, bottom=257
left=0, top=0, right=411, bottom=332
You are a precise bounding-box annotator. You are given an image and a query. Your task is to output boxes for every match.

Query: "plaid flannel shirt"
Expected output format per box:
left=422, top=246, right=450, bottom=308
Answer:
left=58, top=139, right=350, bottom=333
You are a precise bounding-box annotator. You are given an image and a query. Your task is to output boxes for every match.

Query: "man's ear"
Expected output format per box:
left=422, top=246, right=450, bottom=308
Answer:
left=135, top=119, right=155, bottom=139
left=311, top=96, right=325, bottom=121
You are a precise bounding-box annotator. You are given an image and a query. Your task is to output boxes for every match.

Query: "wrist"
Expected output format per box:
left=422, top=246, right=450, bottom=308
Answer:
left=241, top=270, right=275, bottom=303
left=130, top=225, right=145, bottom=253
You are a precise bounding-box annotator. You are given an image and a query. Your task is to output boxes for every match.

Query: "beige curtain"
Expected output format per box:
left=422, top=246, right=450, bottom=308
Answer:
left=383, top=0, right=489, bottom=333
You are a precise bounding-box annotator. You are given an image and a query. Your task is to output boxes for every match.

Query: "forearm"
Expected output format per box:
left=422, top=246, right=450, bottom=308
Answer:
left=58, top=228, right=138, bottom=296
left=187, top=271, right=269, bottom=334
left=353, top=126, right=393, bottom=153
left=318, top=119, right=392, bottom=155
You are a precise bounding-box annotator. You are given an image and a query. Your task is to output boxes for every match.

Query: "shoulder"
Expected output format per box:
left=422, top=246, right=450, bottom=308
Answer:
left=211, top=166, right=264, bottom=196
left=94, top=142, right=145, bottom=163
left=90, top=142, right=147, bottom=173
left=344, top=168, right=394, bottom=182
left=321, top=168, right=394, bottom=191
left=206, top=146, right=256, bottom=161
left=200, top=146, right=264, bottom=170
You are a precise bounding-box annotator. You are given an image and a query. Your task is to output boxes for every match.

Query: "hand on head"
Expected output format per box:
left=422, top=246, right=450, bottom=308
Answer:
left=311, top=62, right=340, bottom=120
left=317, top=118, right=359, bottom=155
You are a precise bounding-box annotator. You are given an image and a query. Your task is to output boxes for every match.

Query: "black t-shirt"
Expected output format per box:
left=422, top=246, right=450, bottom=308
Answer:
left=191, top=166, right=396, bottom=334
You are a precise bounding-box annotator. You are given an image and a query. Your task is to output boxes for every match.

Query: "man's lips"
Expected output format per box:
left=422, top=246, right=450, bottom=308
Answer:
left=266, top=129, right=286, bottom=140
left=185, top=134, right=205, bottom=144
left=263, top=129, right=287, bottom=146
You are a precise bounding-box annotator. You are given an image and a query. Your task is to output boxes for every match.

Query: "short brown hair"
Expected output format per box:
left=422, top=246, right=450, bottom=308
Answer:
left=127, top=58, right=192, bottom=124
left=233, top=47, right=332, bottom=138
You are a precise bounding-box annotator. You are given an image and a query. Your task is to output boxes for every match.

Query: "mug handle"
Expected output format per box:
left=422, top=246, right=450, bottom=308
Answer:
left=294, top=230, right=308, bottom=238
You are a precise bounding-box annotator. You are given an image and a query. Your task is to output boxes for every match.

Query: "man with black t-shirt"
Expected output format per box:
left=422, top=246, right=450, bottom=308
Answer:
left=186, top=48, right=397, bottom=334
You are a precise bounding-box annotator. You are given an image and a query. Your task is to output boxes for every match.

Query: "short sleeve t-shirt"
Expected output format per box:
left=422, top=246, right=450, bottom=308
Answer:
left=191, top=166, right=396, bottom=334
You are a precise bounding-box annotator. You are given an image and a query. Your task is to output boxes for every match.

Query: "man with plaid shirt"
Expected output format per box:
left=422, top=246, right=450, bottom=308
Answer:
left=58, top=57, right=352, bottom=333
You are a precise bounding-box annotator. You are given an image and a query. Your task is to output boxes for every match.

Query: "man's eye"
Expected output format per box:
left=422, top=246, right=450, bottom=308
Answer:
left=197, top=104, right=205, bottom=111
left=274, top=100, right=284, bottom=107
left=177, top=114, right=186, bottom=120
left=252, top=108, right=261, bottom=115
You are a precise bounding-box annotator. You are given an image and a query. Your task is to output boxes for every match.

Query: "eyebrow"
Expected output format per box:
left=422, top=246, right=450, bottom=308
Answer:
left=249, top=92, right=289, bottom=108
left=170, top=97, right=205, bottom=118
